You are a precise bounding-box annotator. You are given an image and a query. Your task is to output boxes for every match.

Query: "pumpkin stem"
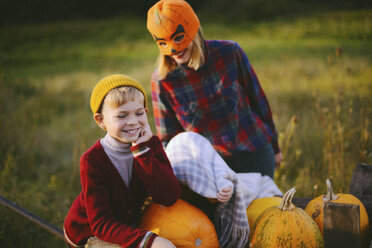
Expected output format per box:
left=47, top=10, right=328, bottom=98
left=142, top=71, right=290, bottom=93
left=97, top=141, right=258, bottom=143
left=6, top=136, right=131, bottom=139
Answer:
left=323, top=178, right=338, bottom=201
left=278, top=187, right=296, bottom=211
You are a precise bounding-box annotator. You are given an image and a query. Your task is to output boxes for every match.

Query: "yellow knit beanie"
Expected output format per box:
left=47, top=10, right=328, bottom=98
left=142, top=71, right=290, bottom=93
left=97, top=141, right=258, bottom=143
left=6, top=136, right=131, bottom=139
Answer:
left=90, top=74, right=147, bottom=114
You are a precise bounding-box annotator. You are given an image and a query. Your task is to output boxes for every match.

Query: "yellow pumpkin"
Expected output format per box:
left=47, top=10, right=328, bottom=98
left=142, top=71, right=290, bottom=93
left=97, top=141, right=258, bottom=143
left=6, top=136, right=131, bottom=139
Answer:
left=250, top=188, right=324, bottom=248
left=139, top=199, right=220, bottom=248
left=305, top=178, right=370, bottom=247
left=246, top=196, right=282, bottom=231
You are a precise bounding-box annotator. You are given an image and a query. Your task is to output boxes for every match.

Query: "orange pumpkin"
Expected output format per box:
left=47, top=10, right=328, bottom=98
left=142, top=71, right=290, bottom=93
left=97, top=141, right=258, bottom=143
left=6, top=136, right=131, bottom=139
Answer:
left=250, top=188, right=324, bottom=248
left=139, top=199, right=220, bottom=248
left=305, top=179, right=370, bottom=247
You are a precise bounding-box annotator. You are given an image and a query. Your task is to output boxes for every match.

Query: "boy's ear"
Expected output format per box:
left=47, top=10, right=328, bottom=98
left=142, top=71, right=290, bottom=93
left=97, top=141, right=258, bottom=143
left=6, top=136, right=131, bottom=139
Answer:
left=145, top=108, right=148, bottom=114
left=94, top=113, right=106, bottom=130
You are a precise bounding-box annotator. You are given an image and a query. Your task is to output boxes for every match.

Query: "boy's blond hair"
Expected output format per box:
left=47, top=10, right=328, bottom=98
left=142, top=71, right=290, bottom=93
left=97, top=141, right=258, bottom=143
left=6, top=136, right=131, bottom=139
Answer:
left=156, top=29, right=205, bottom=80
left=102, top=87, right=145, bottom=112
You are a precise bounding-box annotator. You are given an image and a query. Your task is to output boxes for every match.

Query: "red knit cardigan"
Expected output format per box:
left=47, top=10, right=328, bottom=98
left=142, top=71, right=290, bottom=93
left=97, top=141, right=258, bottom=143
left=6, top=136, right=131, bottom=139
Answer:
left=64, top=136, right=180, bottom=247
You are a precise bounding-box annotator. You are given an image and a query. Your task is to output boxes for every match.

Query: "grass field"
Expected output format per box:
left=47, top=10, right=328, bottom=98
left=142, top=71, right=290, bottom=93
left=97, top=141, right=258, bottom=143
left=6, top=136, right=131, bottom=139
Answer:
left=0, top=8, right=371, bottom=247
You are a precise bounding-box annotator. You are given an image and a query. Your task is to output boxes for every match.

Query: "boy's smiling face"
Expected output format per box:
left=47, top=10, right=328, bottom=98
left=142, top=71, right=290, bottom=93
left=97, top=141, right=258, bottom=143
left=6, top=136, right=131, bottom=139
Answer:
left=95, top=99, right=148, bottom=144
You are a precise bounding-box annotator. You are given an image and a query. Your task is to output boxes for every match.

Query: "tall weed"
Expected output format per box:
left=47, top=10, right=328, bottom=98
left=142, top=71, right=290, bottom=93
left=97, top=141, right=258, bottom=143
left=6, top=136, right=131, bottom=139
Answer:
left=275, top=48, right=372, bottom=197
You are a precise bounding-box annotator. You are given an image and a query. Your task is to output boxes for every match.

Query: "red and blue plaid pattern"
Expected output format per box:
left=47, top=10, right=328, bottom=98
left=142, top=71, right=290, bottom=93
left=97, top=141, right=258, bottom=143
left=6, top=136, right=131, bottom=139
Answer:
left=151, top=40, right=280, bottom=157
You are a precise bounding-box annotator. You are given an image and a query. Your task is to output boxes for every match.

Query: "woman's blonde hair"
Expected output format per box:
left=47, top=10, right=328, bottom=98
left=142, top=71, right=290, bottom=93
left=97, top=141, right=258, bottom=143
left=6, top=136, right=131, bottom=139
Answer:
left=100, top=86, right=145, bottom=113
left=156, top=28, right=205, bottom=80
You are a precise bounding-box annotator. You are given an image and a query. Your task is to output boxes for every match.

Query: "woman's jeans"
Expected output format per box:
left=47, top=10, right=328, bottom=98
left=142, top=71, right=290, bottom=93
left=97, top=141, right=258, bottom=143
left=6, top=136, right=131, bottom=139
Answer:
left=223, top=143, right=275, bottom=178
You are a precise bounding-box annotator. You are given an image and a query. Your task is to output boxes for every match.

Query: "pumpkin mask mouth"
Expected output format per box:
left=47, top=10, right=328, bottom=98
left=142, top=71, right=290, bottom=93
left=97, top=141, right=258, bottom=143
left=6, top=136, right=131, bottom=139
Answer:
left=147, top=0, right=200, bottom=55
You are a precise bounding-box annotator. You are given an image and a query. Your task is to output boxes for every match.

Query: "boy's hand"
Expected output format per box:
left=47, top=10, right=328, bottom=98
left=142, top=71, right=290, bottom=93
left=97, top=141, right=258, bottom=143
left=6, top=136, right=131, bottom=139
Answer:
left=217, top=186, right=233, bottom=203
left=151, top=236, right=176, bottom=248
left=132, top=123, right=153, bottom=146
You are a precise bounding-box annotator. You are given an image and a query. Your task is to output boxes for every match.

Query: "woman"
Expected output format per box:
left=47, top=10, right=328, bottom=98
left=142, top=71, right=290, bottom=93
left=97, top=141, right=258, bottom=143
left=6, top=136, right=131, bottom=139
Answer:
left=147, top=0, right=283, bottom=178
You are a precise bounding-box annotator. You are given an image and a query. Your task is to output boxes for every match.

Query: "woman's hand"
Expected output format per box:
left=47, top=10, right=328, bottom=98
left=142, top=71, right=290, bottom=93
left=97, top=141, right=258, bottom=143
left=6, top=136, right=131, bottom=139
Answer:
left=132, top=123, right=153, bottom=146
left=275, top=152, right=283, bottom=169
left=151, top=236, right=176, bottom=248
left=217, top=186, right=233, bottom=203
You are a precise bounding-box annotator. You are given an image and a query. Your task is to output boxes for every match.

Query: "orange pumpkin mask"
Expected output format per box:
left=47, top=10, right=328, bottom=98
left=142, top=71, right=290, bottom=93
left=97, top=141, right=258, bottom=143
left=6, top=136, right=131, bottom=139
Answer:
left=147, top=0, right=200, bottom=55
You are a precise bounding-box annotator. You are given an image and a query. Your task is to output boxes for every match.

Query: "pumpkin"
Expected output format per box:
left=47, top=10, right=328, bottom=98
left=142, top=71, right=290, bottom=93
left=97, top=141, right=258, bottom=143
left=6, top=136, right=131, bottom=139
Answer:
left=246, top=196, right=282, bottom=231
left=139, top=199, right=220, bottom=248
left=305, top=178, right=370, bottom=247
left=250, top=188, right=324, bottom=248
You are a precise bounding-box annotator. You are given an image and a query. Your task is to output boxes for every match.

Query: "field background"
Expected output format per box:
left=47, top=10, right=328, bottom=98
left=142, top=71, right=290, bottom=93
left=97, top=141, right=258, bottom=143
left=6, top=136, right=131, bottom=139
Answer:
left=0, top=0, right=371, bottom=247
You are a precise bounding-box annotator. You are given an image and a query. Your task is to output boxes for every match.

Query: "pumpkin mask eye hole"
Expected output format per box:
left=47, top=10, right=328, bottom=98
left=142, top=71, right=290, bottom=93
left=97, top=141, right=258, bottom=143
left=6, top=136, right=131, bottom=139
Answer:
left=173, top=33, right=185, bottom=44
left=158, top=41, right=168, bottom=48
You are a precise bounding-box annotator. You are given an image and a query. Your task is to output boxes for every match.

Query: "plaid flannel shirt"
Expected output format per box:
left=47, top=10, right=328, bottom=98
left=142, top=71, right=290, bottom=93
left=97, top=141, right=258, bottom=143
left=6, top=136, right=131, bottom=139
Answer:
left=151, top=40, right=280, bottom=157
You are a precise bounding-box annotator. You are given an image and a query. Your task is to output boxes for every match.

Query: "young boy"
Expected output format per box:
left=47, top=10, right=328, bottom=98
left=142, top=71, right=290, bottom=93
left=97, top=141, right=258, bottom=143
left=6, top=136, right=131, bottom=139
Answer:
left=64, top=74, right=180, bottom=248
